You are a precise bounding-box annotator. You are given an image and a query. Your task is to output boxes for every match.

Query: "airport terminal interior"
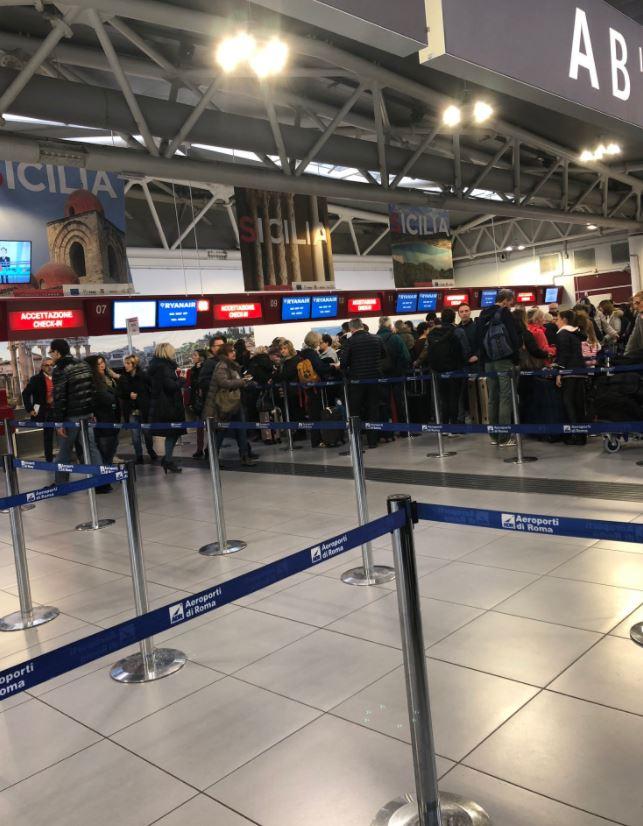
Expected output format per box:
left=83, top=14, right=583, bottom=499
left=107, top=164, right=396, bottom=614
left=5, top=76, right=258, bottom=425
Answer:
left=0, top=1, right=643, bottom=825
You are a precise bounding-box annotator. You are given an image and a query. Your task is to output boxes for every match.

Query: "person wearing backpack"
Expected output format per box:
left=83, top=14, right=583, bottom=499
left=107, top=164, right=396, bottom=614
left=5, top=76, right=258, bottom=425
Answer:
left=476, top=288, right=521, bottom=445
left=299, top=331, right=335, bottom=447
left=377, top=316, right=411, bottom=434
left=425, top=308, right=466, bottom=427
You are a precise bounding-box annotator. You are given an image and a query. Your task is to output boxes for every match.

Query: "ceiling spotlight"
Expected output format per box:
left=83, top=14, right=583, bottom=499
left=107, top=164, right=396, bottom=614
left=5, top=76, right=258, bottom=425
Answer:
left=216, top=31, right=256, bottom=73
left=606, top=142, right=622, bottom=155
left=442, top=105, right=462, bottom=127
left=473, top=100, right=494, bottom=124
left=579, top=149, right=594, bottom=163
left=518, top=245, right=526, bottom=251
left=505, top=246, right=514, bottom=252
left=251, top=37, right=289, bottom=78
left=586, top=224, right=598, bottom=231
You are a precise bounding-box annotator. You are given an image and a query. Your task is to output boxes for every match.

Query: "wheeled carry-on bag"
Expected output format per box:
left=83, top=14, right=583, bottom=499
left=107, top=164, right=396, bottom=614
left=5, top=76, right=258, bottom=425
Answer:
left=321, top=405, right=346, bottom=446
left=477, top=377, right=490, bottom=425
left=258, top=389, right=283, bottom=444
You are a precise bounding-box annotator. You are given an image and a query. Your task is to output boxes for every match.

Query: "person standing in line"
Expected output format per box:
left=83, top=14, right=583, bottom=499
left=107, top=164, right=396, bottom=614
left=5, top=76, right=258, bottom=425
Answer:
left=339, top=317, right=387, bottom=449
left=85, top=355, right=121, bottom=476
left=198, top=333, right=227, bottom=400
left=186, top=349, right=207, bottom=458
left=147, top=343, right=186, bottom=474
left=49, top=338, right=105, bottom=486
left=377, top=316, right=411, bottom=434
left=554, top=309, right=588, bottom=445
left=476, top=288, right=521, bottom=446
left=22, top=357, right=55, bottom=462
left=119, top=354, right=157, bottom=464
left=318, top=333, right=339, bottom=364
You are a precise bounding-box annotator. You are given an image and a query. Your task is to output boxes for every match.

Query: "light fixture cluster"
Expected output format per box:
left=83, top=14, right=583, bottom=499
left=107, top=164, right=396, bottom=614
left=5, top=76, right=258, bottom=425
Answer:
left=579, top=142, right=621, bottom=163
left=505, top=245, right=526, bottom=252
left=216, top=32, right=289, bottom=78
left=442, top=100, right=494, bottom=128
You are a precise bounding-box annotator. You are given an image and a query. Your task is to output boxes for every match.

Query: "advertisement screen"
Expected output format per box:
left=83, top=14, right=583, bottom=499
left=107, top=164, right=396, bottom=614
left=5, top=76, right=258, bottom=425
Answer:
left=113, top=300, right=157, bottom=331
left=282, top=296, right=311, bottom=321
left=395, top=293, right=418, bottom=314
left=0, top=241, right=31, bottom=283
left=8, top=307, right=85, bottom=333
left=480, top=289, right=498, bottom=308
left=417, top=292, right=438, bottom=312
left=311, top=295, right=339, bottom=320
left=157, top=300, right=198, bottom=328
left=214, top=302, right=263, bottom=321
left=545, top=287, right=559, bottom=304
left=443, top=293, right=469, bottom=309
left=347, top=297, right=382, bottom=314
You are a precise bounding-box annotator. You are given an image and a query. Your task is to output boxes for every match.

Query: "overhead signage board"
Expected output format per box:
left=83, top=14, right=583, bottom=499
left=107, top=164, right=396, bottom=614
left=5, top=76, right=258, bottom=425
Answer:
left=158, top=300, right=198, bottom=328
left=282, top=296, right=312, bottom=321
left=422, top=0, right=643, bottom=132
left=113, top=300, right=157, bottom=331
left=480, top=289, right=498, bottom=308
left=443, top=293, right=469, bottom=309
left=516, top=291, right=537, bottom=304
left=251, top=0, right=428, bottom=55
left=396, top=293, right=419, bottom=314
left=311, top=295, right=339, bottom=319
left=347, top=296, right=382, bottom=314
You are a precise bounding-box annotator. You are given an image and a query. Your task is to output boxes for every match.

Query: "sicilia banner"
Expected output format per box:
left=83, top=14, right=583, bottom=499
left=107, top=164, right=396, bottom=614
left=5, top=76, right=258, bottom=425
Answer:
left=422, top=0, right=643, bottom=133
left=235, top=188, right=335, bottom=291
left=389, top=204, right=453, bottom=288
left=0, top=161, right=130, bottom=296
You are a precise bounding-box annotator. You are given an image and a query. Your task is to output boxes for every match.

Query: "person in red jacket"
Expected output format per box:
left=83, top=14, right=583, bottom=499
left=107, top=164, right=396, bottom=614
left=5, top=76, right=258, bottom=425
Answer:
left=527, top=308, right=556, bottom=365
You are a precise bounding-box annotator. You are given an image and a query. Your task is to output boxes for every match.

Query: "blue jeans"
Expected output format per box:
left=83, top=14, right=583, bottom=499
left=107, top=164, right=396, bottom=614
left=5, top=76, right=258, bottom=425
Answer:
left=55, top=415, right=103, bottom=482
left=130, top=414, right=155, bottom=459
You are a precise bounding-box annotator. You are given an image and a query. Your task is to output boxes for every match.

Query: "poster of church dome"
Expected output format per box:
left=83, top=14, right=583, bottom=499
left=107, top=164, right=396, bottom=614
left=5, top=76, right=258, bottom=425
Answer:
left=0, top=161, right=131, bottom=295
left=388, top=204, right=453, bottom=288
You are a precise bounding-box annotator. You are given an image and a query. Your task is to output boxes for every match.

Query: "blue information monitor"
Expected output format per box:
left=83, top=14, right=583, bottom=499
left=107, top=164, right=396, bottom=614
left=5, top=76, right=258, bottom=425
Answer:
left=480, top=289, right=498, bottom=308
left=545, top=287, right=559, bottom=304
left=418, top=292, right=438, bottom=312
left=396, top=293, right=418, bottom=313
left=282, top=296, right=311, bottom=321
left=311, top=295, right=338, bottom=320
left=157, top=299, right=198, bottom=328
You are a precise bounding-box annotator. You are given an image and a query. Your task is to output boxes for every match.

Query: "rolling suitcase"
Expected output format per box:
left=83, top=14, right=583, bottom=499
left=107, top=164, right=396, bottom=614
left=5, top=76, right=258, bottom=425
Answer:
left=321, top=405, right=346, bottom=446
left=258, top=389, right=282, bottom=444
left=477, top=377, right=490, bottom=424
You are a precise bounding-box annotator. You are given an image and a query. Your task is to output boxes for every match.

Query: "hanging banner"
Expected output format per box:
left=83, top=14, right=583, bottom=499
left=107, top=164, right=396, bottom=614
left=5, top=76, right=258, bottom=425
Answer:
left=388, top=204, right=453, bottom=288
left=0, top=161, right=130, bottom=296
left=235, top=188, right=334, bottom=292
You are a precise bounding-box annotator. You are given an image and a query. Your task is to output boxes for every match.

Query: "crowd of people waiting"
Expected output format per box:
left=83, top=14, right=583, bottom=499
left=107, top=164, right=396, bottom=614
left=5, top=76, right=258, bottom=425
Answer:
left=19, top=289, right=643, bottom=487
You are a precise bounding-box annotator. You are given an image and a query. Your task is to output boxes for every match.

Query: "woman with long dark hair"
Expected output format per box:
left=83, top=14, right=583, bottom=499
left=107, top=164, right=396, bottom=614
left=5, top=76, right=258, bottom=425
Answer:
left=85, top=354, right=120, bottom=467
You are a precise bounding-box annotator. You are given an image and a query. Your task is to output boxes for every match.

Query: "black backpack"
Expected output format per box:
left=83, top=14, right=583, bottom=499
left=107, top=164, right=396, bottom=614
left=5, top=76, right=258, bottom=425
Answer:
left=483, top=310, right=514, bottom=361
left=426, top=330, right=457, bottom=372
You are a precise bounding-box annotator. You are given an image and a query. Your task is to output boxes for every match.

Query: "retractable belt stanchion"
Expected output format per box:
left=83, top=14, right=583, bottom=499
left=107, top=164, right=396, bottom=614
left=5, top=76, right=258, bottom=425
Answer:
left=0, top=454, right=59, bottom=631
left=111, top=462, right=186, bottom=683
left=504, top=368, right=537, bottom=465
left=401, top=380, right=415, bottom=439
left=2, top=418, right=35, bottom=513
left=75, top=419, right=115, bottom=532
left=341, top=416, right=395, bottom=587
left=339, top=378, right=353, bottom=456
left=373, top=495, right=490, bottom=826
left=426, top=372, right=456, bottom=460
left=281, top=382, right=302, bottom=453
left=199, top=418, right=246, bottom=557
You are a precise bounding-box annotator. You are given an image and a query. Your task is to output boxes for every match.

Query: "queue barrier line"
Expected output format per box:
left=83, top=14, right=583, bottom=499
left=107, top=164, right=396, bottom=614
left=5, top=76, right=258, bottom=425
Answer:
left=0, top=510, right=405, bottom=700
left=13, top=458, right=125, bottom=475
left=416, top=501, right=643, bottom=544
left=12, top=419, right=348, bottom=432
left=0, top=469, right=126, bottom=511
left=362, top=421, right=643, bottom=436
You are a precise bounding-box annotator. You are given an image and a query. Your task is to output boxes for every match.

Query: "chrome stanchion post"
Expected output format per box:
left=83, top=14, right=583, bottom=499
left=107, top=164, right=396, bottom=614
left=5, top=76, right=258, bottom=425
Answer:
left=504, top=368, right=537, bottom=465
left=75, top=419, right=115, bottom=531
left=401, top=379, right=415, bottom=439
left=426, top=372, right=456, bottom=459
left=339, top=378, right=353, bottom=456
left=3, top=418, right=35, bottom=512
left=199, top=418, right=246, bottom=556
left=0, top=454, right=58, bottom=631
left=341, top=417, right=395, bottom=587
left=111, top=462, right=186, bottom=683
left=281, top=382, right=302, bottom=452
left=373, top=495, right=491, bottom=826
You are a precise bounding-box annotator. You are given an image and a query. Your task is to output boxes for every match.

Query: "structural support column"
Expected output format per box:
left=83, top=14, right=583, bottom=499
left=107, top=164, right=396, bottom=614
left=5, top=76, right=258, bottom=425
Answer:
left=629, top=234, right=643, bottom=295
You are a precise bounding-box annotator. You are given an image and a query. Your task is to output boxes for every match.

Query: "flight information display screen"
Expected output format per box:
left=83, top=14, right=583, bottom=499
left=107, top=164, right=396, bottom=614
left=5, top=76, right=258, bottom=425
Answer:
left=281, top=296, right=311, bottom=321
left=113, top=300, right=157, bottom=330
left=417, top=292, right=438, bottom=312
left=157, top=299, right=197, bottom=328
left=396, top=293, right=418, bottom=313
left=480, top=289, right=498, bottom=308
left=311, top=295, right=339, bottom=319
left=545, top=287, right=559, bottom=304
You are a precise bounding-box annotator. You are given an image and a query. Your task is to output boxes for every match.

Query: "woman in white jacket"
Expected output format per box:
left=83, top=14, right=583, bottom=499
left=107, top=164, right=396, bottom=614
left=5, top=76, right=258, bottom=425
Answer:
left=596, top=301, right=622, bottom=343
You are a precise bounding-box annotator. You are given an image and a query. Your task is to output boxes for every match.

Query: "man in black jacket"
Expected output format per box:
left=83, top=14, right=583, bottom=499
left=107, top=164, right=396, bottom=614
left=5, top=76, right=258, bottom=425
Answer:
left=49, top=338, right=103, bottom=484
left=22, top=357, right=55, bottom=461
left=339, top=318, right=387, bottom=448
left=476, top=289, right=520, bottom=445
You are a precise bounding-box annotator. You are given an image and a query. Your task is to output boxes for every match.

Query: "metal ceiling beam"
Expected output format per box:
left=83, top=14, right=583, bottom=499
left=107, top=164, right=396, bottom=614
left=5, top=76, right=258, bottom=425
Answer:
left=43, top=0, right=643, bottom=193
left=453, top=228, right=626, bottom=262
left=1, top=132, right=640, bottom=229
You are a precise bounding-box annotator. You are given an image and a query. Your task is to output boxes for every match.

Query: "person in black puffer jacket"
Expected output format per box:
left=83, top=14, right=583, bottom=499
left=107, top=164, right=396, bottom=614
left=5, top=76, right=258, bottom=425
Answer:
left=147, top=343, right=186, bottom=473
left=554, top=309, right=588, bottom=445
left=49, top=338, right=104, bottom=485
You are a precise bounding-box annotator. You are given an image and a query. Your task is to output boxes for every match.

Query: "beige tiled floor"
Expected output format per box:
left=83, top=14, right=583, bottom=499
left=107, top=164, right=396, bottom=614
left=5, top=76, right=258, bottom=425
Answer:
left=0, top=436, right=641, bottom=825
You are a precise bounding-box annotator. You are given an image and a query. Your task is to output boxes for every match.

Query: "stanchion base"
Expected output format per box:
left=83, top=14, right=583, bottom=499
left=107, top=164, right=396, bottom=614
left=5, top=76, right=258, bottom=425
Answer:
left=281, top=446, right=303, bottom=452
left=630, top=622, right=643, bottom=646
left=0, top=605, right=59, bottom=632
left=372, top=793, right=491, bottom=826
left=341, top=565, right=396, bottom=586
left=199, top=539, right=247, bottom=557
left=1, top=503, right=36, bottom=514
left=426, top=451, right=457, bottom=459
left=110, top=647, right=187, bottom=684
left=636, top=461, right=643, bottom=467
left=75, top=518, right=116, bottom=532
left=504, top=456, right=538, bottom=464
